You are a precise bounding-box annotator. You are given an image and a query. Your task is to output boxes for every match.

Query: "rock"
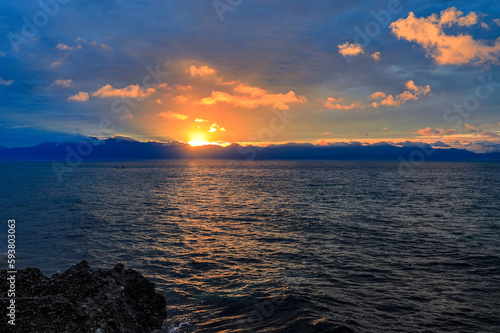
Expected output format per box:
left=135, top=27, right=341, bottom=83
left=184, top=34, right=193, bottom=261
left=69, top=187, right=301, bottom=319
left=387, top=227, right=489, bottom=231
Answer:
left=0, top=261, right=167, bottom=333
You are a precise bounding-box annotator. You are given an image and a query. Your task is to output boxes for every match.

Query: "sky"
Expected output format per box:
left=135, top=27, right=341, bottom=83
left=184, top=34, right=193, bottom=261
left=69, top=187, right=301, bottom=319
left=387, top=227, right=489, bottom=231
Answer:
left=0, top=0, right=500, bottom=152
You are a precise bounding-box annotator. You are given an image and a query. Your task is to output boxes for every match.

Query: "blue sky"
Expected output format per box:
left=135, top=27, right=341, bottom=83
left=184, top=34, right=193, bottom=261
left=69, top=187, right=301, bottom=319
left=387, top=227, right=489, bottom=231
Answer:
left=1, top=0, right=499, bottom=151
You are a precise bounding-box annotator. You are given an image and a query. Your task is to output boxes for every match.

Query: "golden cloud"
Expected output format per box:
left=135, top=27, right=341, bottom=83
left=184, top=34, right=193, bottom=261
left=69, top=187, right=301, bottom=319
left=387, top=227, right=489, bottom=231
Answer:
left=324, top=97, right=365, bottom=110
left=198, top=83, right=306, bottom=110
left=338, top=42, right=364, bottom=57
left=158, top=111, right=188, bottom=120
left=172, top=95, right=189, bottom=104
left=371, top=52, right=381, bottom=61
left=390, top=7, right=500, bottom=66
left=371, top=80, right=431, bottom=107
left=92, top=84, right=155, bottom=99
left=67, top=92, right=89, bottom=102
left=209, top=123, right=226, bottom=133
left=190, top=65, right=217, bottom=77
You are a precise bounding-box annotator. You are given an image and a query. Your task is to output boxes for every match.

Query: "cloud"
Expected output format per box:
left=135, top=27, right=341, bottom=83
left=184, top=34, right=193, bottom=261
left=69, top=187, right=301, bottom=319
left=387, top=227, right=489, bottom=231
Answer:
left=464, top=123, right=500, bottom=137
left=51, top=60, right=63, bottom=67
left=195, top=118, right=208, bottom=122
left=51, top=79, right=73, bottom=88
left=324, top=97, right=364, bottom=110
left=216, top=77, right=238, bottom=85
left=371, top=52, right=381, bottom=61
left=431, top=141, right=450, bottom=147
left=371, top=80, right=431, bottom=107
left=209, top=123, right=226, bottom=132
left=57, top=38, right=111, bottom=51
left=357, top=131, right=370, bottom=137
left=190, top=65, right=216, bottom=77
left=158, top=111, right=188, bottom=120
left=198, top=83, right=306, bottom=110
left=338, top=42, right=364, bottom=57
left=175, top=84, right=192, bottom=91
left=416, top=127, right=444, bottom=136
left=415, top=123, right=500, bottom=136
left=494, top=18, right=500, bottom=27
left=0, top=76, right=14, bottom=86
left=390, top=7, right=500, bottom=66
left=67, top=92, right=89, bottom=102
left=405, top=80, right=431, bottom=95
left=172, top=95, right=189, bottom=104
left=156, top=99, right=162, bottom=104
left=93, top=84, right=155, bottom=99
left=56, top=43, right=75, bottom=50
left=464, top=123, right=479, bottom=133
left=76, top=38, right=111, bottom=50
left=369, top=92, right=387, bottom=100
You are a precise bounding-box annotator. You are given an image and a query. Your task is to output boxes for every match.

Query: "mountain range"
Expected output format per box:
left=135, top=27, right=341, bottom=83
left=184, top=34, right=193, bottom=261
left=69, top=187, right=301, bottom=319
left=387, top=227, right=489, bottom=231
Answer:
left=1, top=137, right=500, bottom=161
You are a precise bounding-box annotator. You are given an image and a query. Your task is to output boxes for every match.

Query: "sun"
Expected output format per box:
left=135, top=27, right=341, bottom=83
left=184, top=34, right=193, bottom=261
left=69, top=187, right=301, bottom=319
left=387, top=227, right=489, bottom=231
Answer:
left=188, top=139, right=213, bottom=147
left=187, top=134, right=214, bottom=147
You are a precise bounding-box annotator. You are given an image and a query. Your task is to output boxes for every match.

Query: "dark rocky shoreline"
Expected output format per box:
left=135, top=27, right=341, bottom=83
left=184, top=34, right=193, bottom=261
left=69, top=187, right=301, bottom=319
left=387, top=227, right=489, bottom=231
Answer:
left=0, top=261, right=167, bottom=333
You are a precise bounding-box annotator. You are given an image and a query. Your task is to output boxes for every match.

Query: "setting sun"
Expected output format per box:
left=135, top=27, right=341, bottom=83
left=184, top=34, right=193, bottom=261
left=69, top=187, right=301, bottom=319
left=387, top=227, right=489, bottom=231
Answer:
left=188, top=139, right=213, bottom=147
left=187, top=134, right=214, bottom=147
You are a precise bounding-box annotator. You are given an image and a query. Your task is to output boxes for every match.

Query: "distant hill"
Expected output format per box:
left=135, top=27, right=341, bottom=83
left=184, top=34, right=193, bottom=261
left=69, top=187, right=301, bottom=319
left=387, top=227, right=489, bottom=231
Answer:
left=1, top=137, right=500, bottom=161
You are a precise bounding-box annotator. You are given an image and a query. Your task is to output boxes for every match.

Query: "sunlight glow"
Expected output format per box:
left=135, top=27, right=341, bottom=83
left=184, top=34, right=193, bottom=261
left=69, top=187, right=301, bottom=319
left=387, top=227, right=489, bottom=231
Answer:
left=187, top=134, right=216, bottom=147
left=188, top=140, right=214, bottom=147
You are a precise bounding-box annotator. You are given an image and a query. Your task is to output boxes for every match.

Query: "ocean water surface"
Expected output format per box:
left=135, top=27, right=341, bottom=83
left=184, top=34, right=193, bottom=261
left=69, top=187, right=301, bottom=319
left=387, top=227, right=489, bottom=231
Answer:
left=1, top=161, right=500, bottom=332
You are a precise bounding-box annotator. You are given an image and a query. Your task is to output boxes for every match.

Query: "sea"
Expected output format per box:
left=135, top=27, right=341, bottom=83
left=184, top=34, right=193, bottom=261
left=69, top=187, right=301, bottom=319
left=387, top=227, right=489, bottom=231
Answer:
left=1, top=161, right=499, bottom=332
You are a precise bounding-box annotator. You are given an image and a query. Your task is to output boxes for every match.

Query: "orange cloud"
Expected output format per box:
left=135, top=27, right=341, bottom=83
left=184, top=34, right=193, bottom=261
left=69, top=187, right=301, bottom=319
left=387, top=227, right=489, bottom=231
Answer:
left=175, top=84, right=192, bottom=91
left=198, top=83, right=306, bottom=110
left=338, top=42, right=364, bottom=57
left=463, top=123, right=500, bottom=137
left=209, top=123, right=226, bottom=132
left=371, top=52, right=381, bottom=61
left=67, top=92, right=89, bottom=102
left=405, top=80, right=431, bottom=95
left=371, top=80, right=431, bottom=107
left=216, top=77, right=238, bottom=85
left=190, top=65, right=217, bottom=77
left=93, top=84, right=155, bottom=99
left=417, top=123, right=500, bottom=138
left=417, top=127, right=443, bottom=136
left=416, top=127, right=461, bottom=136
left=369, top=92, right=387, bottom=100
left=390, top=7, right=500, bottom=66
left=324, top=97, right=365, bottom=110
left=158, top=111, right=188, bottom=120
left=172, top=95, right=189, bottom=104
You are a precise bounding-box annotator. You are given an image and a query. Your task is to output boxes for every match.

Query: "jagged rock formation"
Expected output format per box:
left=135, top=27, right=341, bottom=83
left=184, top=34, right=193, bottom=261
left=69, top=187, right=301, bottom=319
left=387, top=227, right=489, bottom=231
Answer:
left=0, top=261, right=167, bottom=333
